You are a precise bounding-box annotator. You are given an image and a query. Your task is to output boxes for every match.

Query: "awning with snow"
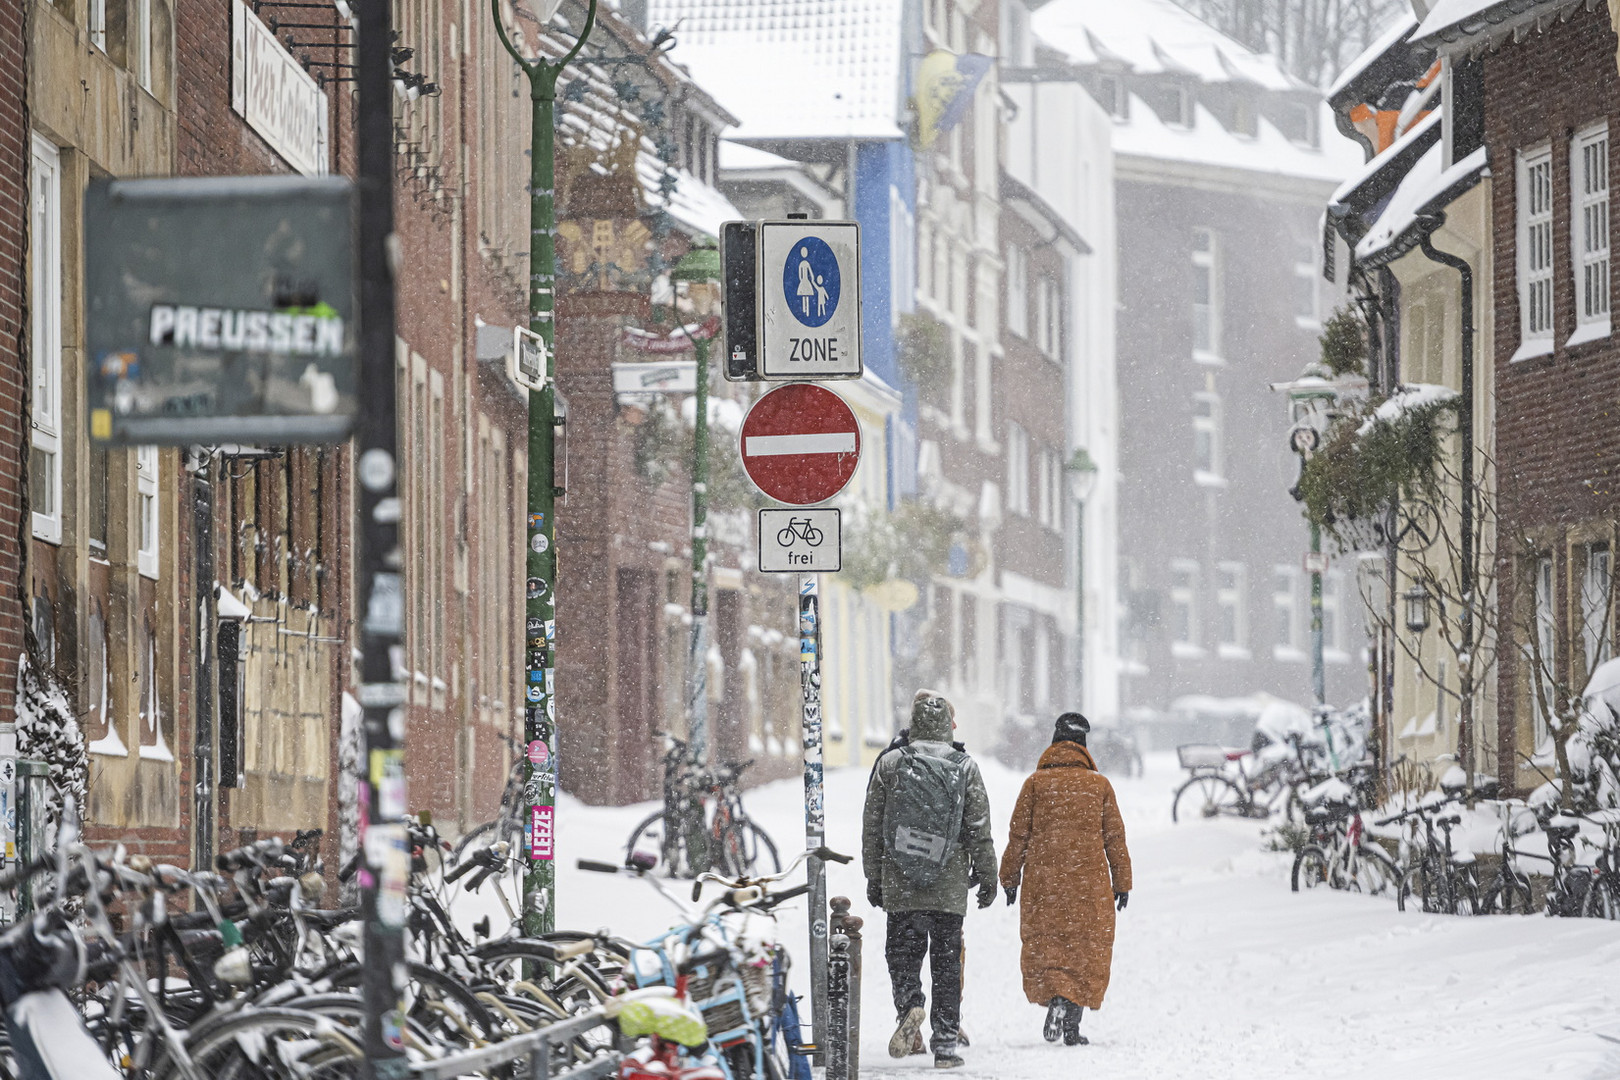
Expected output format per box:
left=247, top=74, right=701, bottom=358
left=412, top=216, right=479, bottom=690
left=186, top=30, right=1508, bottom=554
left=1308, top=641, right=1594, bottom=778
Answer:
left=1354, top=144, right=1489, bottom=267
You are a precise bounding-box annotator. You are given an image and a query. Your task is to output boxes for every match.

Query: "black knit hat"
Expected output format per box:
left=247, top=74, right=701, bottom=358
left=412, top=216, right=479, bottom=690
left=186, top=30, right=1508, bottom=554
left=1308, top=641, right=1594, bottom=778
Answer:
left=1053, top=712, right=1090, bottom=746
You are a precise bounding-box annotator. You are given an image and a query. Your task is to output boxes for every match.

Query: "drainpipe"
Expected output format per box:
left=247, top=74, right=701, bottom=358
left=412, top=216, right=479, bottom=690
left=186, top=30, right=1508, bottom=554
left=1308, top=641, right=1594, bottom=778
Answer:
left=1415, top=213, right=1475, bottom=789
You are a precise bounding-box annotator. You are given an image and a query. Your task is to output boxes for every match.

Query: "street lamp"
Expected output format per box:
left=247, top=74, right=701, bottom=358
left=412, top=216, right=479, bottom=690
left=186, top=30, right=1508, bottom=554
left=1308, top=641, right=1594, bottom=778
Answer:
left=1068, top=448, right=1099, bottom=711
left=669, top=242, right=721, bottom=771
left=1271, top=362, right=1339, bottom=709
left=490, top=0, right=598, bottom=939
left=1403, top=581, right=1431, bottom=634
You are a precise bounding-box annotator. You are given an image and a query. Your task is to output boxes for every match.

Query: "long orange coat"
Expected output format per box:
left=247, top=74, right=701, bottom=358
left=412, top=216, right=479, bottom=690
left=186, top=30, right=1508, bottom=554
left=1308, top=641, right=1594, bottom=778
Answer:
left=998, top=742, right=1132, bottom=1009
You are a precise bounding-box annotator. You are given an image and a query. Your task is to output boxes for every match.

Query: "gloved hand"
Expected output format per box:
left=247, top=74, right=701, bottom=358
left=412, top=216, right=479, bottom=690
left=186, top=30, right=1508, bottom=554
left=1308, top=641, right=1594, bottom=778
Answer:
left=1004, top=885, right=1018, bottom=907
left=867, top=880, right=883, bottom=909
left=1115, top=891, right=1129, bottom=911
left=976, top=881, right=997, bottom=909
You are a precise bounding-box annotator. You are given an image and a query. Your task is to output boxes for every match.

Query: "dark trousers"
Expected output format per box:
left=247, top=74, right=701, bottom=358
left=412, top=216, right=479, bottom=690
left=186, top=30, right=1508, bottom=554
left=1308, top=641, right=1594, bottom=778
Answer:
left=884, top=909, right=963, bottom=1054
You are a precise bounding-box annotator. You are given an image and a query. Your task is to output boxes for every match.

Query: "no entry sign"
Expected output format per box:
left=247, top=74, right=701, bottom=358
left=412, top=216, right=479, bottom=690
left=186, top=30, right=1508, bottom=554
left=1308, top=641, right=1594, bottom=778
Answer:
left=740, top=384, right=861, bottom=505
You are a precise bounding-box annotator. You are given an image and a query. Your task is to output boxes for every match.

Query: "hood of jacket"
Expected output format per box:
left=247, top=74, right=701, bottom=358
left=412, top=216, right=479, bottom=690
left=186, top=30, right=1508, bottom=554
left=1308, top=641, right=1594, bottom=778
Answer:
left=1037, top=741, right=1098, bottom=771
left=910, top=688, right=955, bottom=742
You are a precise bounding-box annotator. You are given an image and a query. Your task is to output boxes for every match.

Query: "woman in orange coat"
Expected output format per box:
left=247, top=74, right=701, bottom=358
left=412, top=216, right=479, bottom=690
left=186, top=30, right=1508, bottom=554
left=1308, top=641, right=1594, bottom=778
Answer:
left=998, top=713, right=1132, bottom=1046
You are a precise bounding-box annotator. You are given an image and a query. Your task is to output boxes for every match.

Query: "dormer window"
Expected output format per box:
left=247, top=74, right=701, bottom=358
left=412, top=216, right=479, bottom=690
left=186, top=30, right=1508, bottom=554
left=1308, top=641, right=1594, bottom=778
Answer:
left=1232, top=98, right=1257, bottom=138
left=1169, top=84, right=1192, bottom=127
left=1095, top=74, right=1127, bottom=120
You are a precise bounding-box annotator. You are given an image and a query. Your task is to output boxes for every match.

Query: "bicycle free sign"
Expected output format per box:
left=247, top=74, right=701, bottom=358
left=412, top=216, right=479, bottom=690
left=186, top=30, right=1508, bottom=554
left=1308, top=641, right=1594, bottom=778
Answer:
left=759, top=508, right=841, bottom=573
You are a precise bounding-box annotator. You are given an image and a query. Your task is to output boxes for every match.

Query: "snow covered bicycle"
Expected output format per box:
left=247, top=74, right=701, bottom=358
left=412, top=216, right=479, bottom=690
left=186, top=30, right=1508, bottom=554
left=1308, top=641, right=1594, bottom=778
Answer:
left=1171, top=733, right=1316, bottom=824
left=1380, top=795, right=1479, bottom=915
left=1290, top=780, right=1399, bottom=896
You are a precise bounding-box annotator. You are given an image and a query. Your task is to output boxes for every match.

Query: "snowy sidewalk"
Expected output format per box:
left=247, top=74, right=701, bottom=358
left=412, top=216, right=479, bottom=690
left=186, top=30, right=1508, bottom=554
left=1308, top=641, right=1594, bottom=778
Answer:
left=536, top=753, right=1620, bottom=1080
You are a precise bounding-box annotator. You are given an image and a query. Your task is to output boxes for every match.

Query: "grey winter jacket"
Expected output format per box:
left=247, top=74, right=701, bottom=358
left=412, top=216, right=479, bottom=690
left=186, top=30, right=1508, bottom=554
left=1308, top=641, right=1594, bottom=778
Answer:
left=862, top=715, right=996, bottom=915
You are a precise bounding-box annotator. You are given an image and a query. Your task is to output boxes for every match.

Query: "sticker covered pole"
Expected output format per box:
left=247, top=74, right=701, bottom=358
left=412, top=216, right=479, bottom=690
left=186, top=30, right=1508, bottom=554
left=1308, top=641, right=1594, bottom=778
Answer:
left=490, top=0, right=597, bottom=936
left=800, top=574, right=829, bottom=1056
left=353, top=0, right=408, bottom=1067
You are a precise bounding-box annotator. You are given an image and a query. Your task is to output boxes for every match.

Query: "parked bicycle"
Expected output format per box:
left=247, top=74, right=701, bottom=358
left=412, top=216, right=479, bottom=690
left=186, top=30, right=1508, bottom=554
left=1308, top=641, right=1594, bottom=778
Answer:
left=626, top=735, right=780, bottom=879
left=1380, top=794, right=1480, bottom=915
left=1290, top=779, right=1399, bottom=896
left=579, top=845, right=848, bottom=1080
left=1171, top=732, right=1318, bottom=823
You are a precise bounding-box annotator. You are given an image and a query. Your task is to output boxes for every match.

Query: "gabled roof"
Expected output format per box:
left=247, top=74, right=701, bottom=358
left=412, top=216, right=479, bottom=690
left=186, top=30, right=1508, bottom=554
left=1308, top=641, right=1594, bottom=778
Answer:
left=1112, top=94, right=1361, bottom=182
left=1033, top=0, right=1304, bottom=91
left=647, top=0, right=905, bottom=141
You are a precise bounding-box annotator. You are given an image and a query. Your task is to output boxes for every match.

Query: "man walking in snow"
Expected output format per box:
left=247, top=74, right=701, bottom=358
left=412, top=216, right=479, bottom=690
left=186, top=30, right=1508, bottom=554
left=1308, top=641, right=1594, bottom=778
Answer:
left=863, top=689, right=997, bottom=1070
left=999, top=712, right=1132, bottom=1047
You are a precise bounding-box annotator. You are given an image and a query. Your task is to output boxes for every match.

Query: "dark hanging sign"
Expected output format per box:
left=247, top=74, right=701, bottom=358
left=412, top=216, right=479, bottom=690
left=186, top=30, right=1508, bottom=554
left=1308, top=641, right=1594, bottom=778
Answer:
left=83, top=175, right=359, bottom=446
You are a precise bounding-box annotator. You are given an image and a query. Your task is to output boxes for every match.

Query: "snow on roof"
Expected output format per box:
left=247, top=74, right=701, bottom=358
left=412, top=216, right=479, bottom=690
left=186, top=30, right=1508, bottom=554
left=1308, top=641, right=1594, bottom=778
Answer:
left=1329, top=108, right=1443, bottom=208
left=1412, top=0, right=1519, bottom=46
left=1354, top=144, right=1488, bottom=264
left=1033, top=0, right=1301, bottom=90
left=719, top=140, right=797, bottom=171
left=1112, top=93, right=1360, bottom=182
left=646, top=162, right=742, bottom=238
left=1326, top=10, right=1419, bottom=99
left=649, top=0, right=904, bottom=141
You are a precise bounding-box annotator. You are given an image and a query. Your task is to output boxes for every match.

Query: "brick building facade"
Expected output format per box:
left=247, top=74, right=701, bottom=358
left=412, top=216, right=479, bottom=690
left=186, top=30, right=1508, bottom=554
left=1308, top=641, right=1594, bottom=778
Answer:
left=0, top=0, right=27, bottom=737
left=1473, top=4, right=1620, bottom=793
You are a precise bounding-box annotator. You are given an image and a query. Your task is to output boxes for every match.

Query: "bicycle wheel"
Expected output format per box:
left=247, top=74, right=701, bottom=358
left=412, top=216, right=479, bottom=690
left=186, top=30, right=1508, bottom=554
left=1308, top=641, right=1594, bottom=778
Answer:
left=1172, top=775, right=1245, bottom=822
left=720, top=818, right=781, bottom=878
left=1347, top=844, right=1401, bottom=897
left=1583, top=876, right=1620, bottom=920
left=1480, top=869, right=1533, bottom=915
left=1397, top=862, right=1438, bottom=913
left=150, top=1007, right=364, bottom=1080
left=1453, top=868, right=1480, bottom=916
left=317, top=959, right=498, bottom=1046
left=1291, top=844, right=1332, bottom=892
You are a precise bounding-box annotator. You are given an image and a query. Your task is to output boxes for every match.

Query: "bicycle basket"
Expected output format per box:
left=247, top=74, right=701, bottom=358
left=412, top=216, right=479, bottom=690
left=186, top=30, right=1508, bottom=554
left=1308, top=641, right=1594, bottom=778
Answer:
left=1177, top=744, right=1229, bottom=771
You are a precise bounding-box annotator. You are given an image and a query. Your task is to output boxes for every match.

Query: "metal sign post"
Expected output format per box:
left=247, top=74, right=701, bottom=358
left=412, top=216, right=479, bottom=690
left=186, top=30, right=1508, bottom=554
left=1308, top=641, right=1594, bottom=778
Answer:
left=799, top=575, right=829, bottom=1060
left=354, top=0, right=408, bottom=1071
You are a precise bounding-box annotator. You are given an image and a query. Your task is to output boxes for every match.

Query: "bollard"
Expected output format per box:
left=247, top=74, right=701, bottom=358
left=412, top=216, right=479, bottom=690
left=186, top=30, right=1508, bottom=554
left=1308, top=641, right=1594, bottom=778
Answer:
left=828, top=895, right=863, bottom=1079
left=14, top=761, right=50, bottom=916
left=842, top=910, right=863, bottom=1079
left=826, top=928, right=850, bottom=1080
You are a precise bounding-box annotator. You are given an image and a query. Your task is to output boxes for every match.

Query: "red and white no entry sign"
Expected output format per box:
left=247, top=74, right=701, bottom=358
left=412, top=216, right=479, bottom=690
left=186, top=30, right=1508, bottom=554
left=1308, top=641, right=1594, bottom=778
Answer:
left=740, top=384, right=861, bottom=506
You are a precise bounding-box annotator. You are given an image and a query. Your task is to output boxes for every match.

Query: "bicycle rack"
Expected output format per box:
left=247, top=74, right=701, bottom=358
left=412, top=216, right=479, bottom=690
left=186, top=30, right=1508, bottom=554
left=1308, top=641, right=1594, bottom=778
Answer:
left=408, top=1008, right=621, bottom=1080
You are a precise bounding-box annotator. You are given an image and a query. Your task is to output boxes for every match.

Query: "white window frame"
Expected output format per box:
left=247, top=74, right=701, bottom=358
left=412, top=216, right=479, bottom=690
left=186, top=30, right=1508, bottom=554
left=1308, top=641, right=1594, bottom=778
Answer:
left=1192, top=227, right=1222, bottom=362
left=1193, top=391, right=1223, bottom=485
left=29, top=134, right=63, bottom=545
left=135, top=0, right=153, bottom=89
left=1216, top=561, right=1248, bottom=658
left=137, top=445, right=160, bottom=578
left=1532, top=554, right=1556, bottom=747
left=1006, top=423, right=1029, bottom=516
left=89, top=0, right=107, bottom=50
left=1006, top=244, right=1028, bottom=338
left=1036, top=277, right=1061, bottom=359
left=1273, top=565, right=1303, bottom=660
left=1323, top=570, right=1348, bottom=662
left=137, top=619, right=173, bottom=761
left=1170, top=560, right=1201, bottom=656
left=1569, top=123, right=1610, bottom=346
left=1582, top=542, right=1612, bottom=670
left=1295, top=244, right=1321, bottom=330
left=1515, top=145, right=1556, bottom=360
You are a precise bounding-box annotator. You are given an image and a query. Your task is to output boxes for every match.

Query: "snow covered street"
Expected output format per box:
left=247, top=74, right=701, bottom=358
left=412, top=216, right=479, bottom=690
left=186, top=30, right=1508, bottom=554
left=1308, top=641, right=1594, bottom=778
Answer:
left=543, top=753, right=1620, bottom=1080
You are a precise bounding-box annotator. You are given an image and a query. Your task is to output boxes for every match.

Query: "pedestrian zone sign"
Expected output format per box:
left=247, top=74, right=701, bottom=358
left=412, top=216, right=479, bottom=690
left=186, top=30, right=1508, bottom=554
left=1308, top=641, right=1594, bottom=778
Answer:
left=721, top=220, right=862, bottom=381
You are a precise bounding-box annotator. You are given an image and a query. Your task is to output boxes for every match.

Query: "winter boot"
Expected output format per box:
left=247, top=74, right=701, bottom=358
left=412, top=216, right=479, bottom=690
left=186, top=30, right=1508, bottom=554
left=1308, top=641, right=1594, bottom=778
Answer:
left=1062, top=1003, right=1088, bottom=1046
left=933, top=1051, right=965, bottom=1069
left=1043, top=998, right=1066, bottom=1043
left=888, top=1006, right=926, bottom=1059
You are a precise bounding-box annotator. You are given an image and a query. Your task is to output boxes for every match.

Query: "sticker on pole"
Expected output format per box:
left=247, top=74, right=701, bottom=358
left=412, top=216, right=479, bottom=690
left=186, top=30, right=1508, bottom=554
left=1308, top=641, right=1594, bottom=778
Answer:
left=759, top=221, right=861, bottom=379
left=759, top=508, right=840, bottom=573
left=740, top=384, right=861, bottom=505
left=530, top=805, right=554, bottom=861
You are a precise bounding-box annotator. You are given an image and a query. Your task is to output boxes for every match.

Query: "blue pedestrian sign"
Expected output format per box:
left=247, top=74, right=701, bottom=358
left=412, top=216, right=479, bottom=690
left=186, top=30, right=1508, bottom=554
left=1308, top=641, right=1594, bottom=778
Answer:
left=757, top=220, right=862, bottom=379
left=782, top=237, right=841, bottom=328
